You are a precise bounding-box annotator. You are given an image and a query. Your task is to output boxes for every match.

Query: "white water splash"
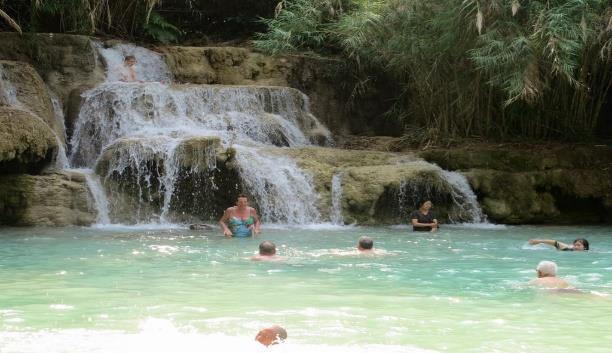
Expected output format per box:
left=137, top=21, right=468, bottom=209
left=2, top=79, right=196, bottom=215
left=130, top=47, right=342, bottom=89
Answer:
left=0, top=321, right=436, bottom=353
left=0, top=65, right=18, bottom=106
left=50, top=96, right=70, bottom=169
left=235, top=146, right=320, bottom=224
left=330, top=173, right=344, bottom=225
left=68, top=80, right=330, bottom=224
left=78, top=168, right=111, bottom=225
left=440, top=170, right=486, bottom=223
left=96, top=42, right=173, bottom=83
left=0, top=64, right=69, bottom=169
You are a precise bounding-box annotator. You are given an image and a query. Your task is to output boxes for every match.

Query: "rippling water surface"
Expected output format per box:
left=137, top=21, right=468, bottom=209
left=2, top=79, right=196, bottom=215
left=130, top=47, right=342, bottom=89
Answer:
left=1, top=224, right=611, bottom=353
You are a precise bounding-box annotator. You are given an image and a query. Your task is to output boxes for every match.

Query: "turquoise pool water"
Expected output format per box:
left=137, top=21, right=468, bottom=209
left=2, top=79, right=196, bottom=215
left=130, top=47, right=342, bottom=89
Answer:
left=1, top=224, right=611, bottom=353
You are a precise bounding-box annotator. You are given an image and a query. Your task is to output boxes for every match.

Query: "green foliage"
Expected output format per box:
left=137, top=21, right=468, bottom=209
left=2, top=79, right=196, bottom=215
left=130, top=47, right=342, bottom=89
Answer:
left=256, top=0, right=612, bottom=141
left=143, top=11, right=183, bottom=43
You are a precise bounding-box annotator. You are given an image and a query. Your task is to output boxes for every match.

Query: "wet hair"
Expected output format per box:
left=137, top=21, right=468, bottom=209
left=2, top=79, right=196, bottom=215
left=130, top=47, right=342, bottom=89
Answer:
left=237, top=194, right=248, bottom=200
left=272, top=325, right=287, bottom=340
left=259, top=241, right=276, bottom=256
left=573, top=238, right=589, bottom=250
left=124, top=55, right=136, bottom=61
left=358, top=236, right=373, bottom=250
left=536, top=260, right=558, bottom=277
left=419, top=200, right=433, bottom=208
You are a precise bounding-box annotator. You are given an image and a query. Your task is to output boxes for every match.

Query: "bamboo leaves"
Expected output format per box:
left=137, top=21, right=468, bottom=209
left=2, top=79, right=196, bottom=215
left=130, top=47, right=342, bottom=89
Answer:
left=254, top=0, right=612, bottom=140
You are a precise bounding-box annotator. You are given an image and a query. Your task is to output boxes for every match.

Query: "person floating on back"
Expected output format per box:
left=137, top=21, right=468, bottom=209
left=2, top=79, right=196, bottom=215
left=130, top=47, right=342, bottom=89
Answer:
left=219, top=194, right=261, bottom=238
left=251, top=241, right=284, bottom=261
left=529, top=260, right=575, bottom=289
left=528, top=238, right=589, bottom=251
left=410, top=200, right=438, bottom=232
left=255, top=325, right=287, bottom=346
left=357, top=236, right=374, bottom=253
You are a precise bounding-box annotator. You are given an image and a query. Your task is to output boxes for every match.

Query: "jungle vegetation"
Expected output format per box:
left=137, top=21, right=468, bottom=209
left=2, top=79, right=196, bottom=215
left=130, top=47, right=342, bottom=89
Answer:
left=254, top=0, right=612, bottom=141
left=1, top=1, right=611, bottom=141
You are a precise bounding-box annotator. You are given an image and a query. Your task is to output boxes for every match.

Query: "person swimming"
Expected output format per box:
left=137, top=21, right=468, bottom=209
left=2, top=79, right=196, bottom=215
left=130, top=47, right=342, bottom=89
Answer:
left=357, top=236, right=374, bottom=252
left=255, top=325, right=287, bottom=346
left=251, top=241, right=285, bottom=261
left=219, top=194, right=261, bottom=238
left=529, top=260, right=575, bottom=289
left=528, top=238, right=589, bottom=251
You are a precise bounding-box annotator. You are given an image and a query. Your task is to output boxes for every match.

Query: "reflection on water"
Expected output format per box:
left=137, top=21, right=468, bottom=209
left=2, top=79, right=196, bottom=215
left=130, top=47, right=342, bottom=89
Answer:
left=0, top=225, right=611, bottom=353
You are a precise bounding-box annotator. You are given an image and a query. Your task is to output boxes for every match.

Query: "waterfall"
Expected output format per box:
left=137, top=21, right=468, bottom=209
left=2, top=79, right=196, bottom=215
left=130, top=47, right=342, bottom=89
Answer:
left=234, top=146, right=320, bottom=224
left=0, top=64, right=69, bottom=169
left=79, top=168, right=111, bottom=225
left=330, top=172, right=344, bottom=225
left=68, top=48, right=331, bottom=224
left=96, top=42, right=173, bottom=83
left=440, top=170, right=486, bottom=223
left=0, top=65, right=18, bottom=106
left=50, top=96, right=70, bottom=169
left=396, top=164, right=486, bottom=224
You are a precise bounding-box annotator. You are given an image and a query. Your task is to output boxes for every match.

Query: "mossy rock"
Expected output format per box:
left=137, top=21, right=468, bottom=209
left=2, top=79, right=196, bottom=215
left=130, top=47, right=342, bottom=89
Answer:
left=420, top=145, right=612, bottom=172
left=0, top=107, right=58, bottom=174
left=0, top=60, right=63, bottom=142
left=273, top=146, right=470, bottom=224
left=0, top=171, right=95, bottom=226
left=0, top=33, right=104, bottom=107
left=465, top=168, right=612, bottom=224
left=95, top=136, right=241, bottom=223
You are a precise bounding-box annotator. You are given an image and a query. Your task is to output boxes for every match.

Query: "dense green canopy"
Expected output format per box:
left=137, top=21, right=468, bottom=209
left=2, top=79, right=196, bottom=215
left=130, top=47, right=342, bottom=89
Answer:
left=255, top=0, right=612, bottom=141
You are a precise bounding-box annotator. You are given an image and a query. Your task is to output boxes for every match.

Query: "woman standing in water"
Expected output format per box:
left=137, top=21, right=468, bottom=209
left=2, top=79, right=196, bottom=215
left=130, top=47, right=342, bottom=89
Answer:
left=219, top=194, right=261, bottom=238
left=409, top=200, right=438, bottom=232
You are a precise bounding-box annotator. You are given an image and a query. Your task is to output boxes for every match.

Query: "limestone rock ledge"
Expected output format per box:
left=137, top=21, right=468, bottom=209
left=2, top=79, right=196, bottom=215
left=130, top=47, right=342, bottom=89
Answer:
left=0, top=107, right=58, bottom=174
left=420, top=145, right=612, bottom=224
left=0, top=171, right=96, bottom=226
left=0, top=60, right=65, bottom=143
left=269, top=147, right=466, bottom=225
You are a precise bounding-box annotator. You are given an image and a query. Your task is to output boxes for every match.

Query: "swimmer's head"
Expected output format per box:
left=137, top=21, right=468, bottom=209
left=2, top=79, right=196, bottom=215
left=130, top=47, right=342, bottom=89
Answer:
left=236, top=194, right=249, bottom=208
left=256, top=325, right=287, bottom=346
left=419, top=200, right=433, bottom=211
left=358, top=236, right=373, bottom=250
left=259, top=241, right=276, bottom=256
left=536, top=260, right=558, bottom=278
left=573, top=238, right=589, bottom=251
left=124, top=55, right=136, bottom=66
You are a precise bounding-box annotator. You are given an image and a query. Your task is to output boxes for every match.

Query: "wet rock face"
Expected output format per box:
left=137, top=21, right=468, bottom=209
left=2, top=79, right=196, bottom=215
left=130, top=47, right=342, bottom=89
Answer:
left=95, top=137, right=241, bottom=224
left=0, top=33, right=105, bottom=106
left=0, top=107, right=58, bottom=174
left=0, top=171, right=96, bottom=226
left=161, top=46, right=395, bottom=136
left=0, top=60, right=65, bottom=143
left=278, top=147, right=473, bottom=225
left=421, top=145, right=612, bottom=224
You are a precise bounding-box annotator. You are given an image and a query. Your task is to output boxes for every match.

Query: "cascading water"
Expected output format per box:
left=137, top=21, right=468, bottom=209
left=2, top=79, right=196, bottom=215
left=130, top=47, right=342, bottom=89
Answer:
left=80, top=169, right=111, bottom=224
left=330, top=172, right=344, bottom=225
left=235, top=146, right=320, bottom=224
left=440, top=170, right=486, bottom=223
left=67, top=43, right=332, bottom=224
left=96, top=43, right=173, bottom=83
left=50, top=96, right=70, bottom=169
left=0, top=64, right=69, bottom=170
left=396, top=162, right=486, bottom=224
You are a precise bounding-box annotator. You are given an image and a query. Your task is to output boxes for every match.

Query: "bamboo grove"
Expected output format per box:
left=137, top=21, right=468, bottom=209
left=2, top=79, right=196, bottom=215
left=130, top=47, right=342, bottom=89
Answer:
left=255, top=0, right=612, bottom=141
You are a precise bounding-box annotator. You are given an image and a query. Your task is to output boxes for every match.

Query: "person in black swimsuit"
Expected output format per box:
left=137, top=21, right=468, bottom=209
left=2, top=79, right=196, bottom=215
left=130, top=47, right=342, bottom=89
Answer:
left=409, top=200, right=438, bottom=232
left=528, top=238, right=589, bottom=251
